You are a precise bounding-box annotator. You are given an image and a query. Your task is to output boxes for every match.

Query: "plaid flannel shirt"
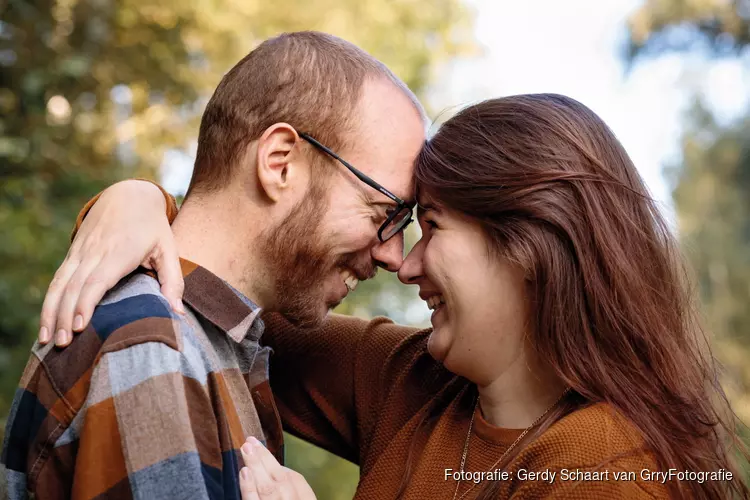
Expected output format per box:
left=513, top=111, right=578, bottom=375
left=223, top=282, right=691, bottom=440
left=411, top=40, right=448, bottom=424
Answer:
left=2, top=259, right=283, bottom=499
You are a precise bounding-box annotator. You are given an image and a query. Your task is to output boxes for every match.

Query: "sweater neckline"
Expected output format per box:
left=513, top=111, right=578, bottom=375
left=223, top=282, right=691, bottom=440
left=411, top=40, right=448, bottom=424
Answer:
left=471, top=403, right=526, bottom=446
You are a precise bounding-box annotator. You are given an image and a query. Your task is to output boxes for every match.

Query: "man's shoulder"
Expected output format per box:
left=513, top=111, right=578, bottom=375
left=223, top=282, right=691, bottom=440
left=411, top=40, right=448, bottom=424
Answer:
left=90, top=271, right=181, bottom=353
left=30, top=272, right=183, bottom=396
left=2, top=274, right=193, bottom=489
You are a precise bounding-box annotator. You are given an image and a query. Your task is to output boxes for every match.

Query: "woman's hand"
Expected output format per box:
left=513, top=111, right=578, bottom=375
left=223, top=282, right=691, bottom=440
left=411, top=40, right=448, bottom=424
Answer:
left=240, top=437, right=316, bottom=500
left=39, top=179, right=184, bottom=347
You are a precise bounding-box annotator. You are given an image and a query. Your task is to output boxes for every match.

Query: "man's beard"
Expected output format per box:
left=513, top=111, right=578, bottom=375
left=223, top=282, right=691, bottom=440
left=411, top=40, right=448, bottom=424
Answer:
left=258, top=183, right=352, bottom=330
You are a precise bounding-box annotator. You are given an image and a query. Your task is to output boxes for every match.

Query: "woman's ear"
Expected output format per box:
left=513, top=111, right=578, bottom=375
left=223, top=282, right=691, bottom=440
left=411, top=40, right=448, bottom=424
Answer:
left=255, top=123, right=302, bottom=203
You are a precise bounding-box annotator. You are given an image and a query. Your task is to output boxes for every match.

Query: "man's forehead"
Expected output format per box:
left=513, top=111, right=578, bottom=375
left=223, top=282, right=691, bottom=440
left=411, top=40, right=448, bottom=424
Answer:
left=344, top=78, right=425, bottom=199
left=348, top=138, right=423, bottom=202
left=336, top=132, right=419, bottom=204
left=363, top=150, right=417, bottom=198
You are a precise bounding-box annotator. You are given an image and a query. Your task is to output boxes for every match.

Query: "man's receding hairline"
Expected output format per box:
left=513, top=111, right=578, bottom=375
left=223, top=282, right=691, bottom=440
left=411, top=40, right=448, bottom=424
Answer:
left=372, top=73, right=429, bottom=126
left=338, top=74, right=427, bottom=151
left=297, top=31, right=427, bottom=122
left=189, top=31, right=427, bottom=196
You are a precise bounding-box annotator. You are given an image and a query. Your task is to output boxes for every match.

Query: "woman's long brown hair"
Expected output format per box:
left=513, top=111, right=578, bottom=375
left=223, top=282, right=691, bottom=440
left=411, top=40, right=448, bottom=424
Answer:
left=408, top=94, right=749, bottom=499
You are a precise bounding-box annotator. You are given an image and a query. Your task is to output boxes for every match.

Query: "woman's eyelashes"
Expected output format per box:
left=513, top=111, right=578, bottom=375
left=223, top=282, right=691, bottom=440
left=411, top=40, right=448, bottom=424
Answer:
left=423, top=210, right=439, bottom=230
left=417, top=211, right=438, bottom=233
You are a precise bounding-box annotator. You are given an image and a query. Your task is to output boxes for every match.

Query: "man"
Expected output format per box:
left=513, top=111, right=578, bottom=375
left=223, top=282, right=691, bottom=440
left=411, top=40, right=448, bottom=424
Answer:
left=2, top=31, right=425, bottom=499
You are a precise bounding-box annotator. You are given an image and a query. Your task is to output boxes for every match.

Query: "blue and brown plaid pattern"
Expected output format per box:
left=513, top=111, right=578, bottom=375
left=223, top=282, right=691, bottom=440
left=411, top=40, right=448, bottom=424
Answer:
left=2, top=259, right=283, bottom=499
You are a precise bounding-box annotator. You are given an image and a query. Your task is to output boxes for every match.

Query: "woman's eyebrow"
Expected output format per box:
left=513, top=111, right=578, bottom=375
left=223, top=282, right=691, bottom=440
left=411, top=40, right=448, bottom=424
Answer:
left=417, top=202, right=440, bottom=215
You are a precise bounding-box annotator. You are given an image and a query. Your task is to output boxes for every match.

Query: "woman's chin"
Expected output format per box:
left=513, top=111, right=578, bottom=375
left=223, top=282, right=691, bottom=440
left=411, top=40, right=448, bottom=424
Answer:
left=426, top=330, right=449, bottom=364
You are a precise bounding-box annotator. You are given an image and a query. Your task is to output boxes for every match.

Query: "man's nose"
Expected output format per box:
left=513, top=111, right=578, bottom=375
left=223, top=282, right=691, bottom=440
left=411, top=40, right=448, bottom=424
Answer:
left=371, top=232, right=405, bottom=272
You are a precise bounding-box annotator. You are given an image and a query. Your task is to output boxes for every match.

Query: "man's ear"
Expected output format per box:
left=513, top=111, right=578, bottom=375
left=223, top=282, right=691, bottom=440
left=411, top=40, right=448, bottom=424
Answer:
left=255, top=123, right=303, bottom=203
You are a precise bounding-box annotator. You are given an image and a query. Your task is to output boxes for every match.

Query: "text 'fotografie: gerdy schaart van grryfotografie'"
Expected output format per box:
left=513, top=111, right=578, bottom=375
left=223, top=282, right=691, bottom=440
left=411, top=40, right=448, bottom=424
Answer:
left=445, top=468, right=735, bottom=484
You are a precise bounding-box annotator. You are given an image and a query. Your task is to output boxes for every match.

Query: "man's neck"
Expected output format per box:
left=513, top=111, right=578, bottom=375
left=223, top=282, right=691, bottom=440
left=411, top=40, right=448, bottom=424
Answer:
left=171, top=196, right=270, bottom=308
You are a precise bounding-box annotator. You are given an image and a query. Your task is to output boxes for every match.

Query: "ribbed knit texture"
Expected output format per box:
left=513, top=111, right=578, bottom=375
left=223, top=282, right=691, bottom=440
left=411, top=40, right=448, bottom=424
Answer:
left=263, top=313, right=669, bottom=499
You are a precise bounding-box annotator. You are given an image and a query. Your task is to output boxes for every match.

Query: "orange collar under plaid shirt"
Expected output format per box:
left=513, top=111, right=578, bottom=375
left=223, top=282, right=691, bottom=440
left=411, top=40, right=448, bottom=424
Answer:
left=1, top=259, right=283, bottom=499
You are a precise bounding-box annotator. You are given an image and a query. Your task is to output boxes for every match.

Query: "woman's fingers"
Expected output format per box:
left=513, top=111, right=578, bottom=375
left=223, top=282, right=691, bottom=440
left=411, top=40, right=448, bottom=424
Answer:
left=72, top=259, right=129, bottom=335
left=241, top=439, right=282, bottom=499
left=240, top=467, right=261, bottom=500
left=39, top=250, right=84, bottom=345
left=285, top=469, right=316, bottom=499
left=54, top=252, right=103, bottom=346
left=240, top=437, right=316, bottom=500
left=144, top=223, right=186, bottom=315
left=248, top=438, right=287, bottom=481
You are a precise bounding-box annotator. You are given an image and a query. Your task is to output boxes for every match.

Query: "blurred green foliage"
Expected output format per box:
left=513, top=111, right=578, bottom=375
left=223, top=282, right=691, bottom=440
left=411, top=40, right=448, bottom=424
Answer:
left=3, top=0, right=749, bottom=496
left=0, top=0, right=473, bottom=497
left=625, top=0, right=750, bottom=472
left=625, top=0, right=750, bottom=60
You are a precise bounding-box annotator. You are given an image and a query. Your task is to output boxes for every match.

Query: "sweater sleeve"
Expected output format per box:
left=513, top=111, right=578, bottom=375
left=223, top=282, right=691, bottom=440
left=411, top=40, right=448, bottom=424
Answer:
left=71, top=179, right=179, bottom=241
left=260, top=312, right=423, bottom=465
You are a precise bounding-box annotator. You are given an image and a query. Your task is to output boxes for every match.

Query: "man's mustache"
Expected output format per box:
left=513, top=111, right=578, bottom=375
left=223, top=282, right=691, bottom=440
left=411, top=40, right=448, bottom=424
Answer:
left=337, top=255, right=378, bottom=281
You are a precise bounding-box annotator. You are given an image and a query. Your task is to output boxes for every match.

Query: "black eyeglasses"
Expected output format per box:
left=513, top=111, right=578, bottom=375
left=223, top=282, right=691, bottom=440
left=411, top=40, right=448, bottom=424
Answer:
left=299, top=133, right=414, bottom=243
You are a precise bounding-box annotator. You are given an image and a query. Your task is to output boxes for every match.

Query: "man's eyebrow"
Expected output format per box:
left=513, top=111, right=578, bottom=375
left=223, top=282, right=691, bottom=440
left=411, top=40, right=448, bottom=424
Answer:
left=369, top=200, right=399, bottom=208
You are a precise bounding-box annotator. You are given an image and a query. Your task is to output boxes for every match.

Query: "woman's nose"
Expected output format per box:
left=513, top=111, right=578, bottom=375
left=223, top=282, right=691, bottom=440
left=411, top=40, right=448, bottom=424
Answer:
left=397, top=238, right=426, bottom=284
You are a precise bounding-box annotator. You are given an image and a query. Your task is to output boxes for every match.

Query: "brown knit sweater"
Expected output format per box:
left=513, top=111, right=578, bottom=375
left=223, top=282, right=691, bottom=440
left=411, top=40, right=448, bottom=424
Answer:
left=262, top=313, right=667, bottom=499
left=75, top=186, right=669, bottom=499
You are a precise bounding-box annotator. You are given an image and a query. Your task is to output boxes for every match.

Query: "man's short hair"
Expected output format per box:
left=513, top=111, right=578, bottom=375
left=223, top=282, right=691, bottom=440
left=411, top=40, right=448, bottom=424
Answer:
left=189, top=31, right=424, bottom=195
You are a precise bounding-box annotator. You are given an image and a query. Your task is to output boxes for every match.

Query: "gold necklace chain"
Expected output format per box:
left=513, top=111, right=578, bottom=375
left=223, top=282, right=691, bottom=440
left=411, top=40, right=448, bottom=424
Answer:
left=452, top=388, right=570, bottom=500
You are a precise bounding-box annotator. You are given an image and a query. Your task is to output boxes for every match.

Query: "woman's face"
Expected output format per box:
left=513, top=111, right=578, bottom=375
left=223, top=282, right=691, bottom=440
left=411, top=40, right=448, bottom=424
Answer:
left=398, top=200, right=530, bottom=384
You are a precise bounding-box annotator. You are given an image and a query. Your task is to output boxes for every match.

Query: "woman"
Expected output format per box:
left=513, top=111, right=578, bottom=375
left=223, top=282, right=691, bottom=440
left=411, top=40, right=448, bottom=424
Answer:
left=39, top=94, right=749, bottom=499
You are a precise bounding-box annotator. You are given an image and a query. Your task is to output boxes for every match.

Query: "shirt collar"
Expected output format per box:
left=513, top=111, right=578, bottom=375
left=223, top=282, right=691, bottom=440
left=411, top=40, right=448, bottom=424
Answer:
left=178, top=258, right=264, bottom=343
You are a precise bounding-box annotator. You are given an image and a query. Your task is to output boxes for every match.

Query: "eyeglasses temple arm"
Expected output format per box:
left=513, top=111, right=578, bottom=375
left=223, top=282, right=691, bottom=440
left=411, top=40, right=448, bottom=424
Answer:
left=300, top=133, right=406, bottom=205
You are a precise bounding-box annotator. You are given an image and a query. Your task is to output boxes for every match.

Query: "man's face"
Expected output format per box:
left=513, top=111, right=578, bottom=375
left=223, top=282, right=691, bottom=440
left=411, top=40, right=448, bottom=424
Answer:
left=261, top=78, right=426, bottom=328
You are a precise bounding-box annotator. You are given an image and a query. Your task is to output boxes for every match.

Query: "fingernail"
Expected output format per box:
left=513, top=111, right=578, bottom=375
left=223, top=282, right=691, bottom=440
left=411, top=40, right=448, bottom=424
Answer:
left=56, top=329, right=67, bottom=346
left=73, top=315, right=83, bottom=331
left=241, top=468, right=249, bottom=480
left=248, top=436, right=261, bottom=447
left=241, top=443, right=253, bottom=455
left=39, top=327, right=50, bottom=344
